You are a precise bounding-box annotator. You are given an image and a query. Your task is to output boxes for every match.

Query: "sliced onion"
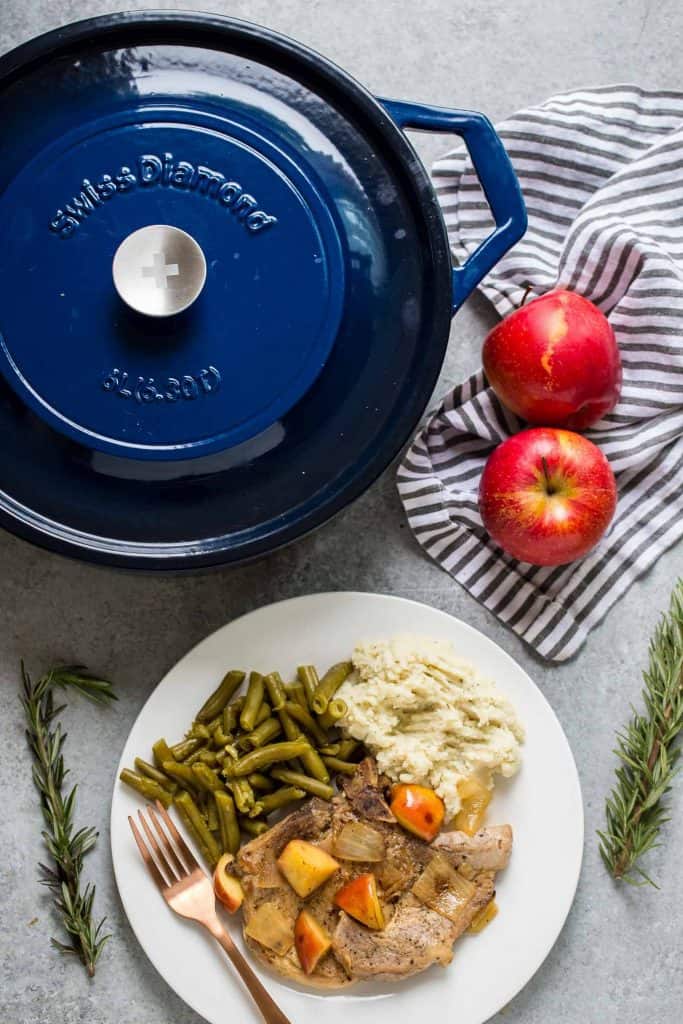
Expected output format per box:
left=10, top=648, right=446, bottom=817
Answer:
left=454, top=776, right=491, bottom=836
left=333, top=821, right=385, bottom=862
left=244, top=901, right=294, bottom=955
left=412, top=853, right=476, bottom=925
left=468, top=899, right=498, bottom=934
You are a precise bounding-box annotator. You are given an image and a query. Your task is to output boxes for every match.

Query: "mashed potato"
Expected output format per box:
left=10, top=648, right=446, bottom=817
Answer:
left=338, top=634, right=524, bottom=819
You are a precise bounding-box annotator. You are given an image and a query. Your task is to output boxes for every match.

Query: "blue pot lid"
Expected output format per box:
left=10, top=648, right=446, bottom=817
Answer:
left=0, top=12, right=460, bottom=569
left=0, top=61, right=345, bottom=460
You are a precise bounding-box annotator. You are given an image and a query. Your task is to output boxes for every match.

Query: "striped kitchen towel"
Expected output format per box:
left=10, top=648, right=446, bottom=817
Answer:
left=397, top=86, right=683, bottom=661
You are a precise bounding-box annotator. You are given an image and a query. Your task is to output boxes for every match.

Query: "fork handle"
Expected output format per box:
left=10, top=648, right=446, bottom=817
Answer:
left=205, top=917, right=293, bottom=1024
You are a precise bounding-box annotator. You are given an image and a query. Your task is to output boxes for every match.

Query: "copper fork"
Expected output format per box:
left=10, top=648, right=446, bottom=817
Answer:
left=129, top=800, right=292, bottom=1024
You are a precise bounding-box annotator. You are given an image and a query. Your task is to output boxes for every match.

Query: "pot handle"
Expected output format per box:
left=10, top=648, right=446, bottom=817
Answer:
left=379, top=98, right=527, bottom=314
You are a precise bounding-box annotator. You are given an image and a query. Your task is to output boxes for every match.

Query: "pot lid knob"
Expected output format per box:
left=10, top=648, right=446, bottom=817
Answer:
left=112, top=224, right=207, bottom=317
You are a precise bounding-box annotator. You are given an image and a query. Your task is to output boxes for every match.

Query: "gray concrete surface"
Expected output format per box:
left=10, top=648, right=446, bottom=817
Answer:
left=1, top=2, right=682, bottom=1022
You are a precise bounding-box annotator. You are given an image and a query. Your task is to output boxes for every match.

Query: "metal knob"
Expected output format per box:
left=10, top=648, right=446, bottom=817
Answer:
left=112, top=224, right=207, bottom=317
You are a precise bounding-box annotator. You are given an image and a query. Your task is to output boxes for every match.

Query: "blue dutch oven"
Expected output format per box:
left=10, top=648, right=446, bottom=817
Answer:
left=0, top=11, right=526, bottom=570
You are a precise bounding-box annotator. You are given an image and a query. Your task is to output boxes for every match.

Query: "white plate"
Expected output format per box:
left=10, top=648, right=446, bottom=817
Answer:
left=111, top=592, right=583, bottom=1024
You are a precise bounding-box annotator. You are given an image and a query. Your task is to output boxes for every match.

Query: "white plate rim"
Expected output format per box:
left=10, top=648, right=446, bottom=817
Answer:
left=110, top=591, right=584, bottom=1024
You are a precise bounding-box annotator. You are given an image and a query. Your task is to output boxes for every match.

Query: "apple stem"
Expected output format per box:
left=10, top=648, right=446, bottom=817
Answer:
left=520, top=284, right=534, bottom=307
left=541, top=456, right=555, bottom=494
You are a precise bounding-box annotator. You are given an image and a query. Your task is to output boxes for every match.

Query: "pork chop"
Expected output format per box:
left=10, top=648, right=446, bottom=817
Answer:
left=235, top=758, right=512, bottom=988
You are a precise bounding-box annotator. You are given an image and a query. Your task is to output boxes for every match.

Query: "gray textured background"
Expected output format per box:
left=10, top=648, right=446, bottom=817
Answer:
left=1, top=2, right=682, bottom=1022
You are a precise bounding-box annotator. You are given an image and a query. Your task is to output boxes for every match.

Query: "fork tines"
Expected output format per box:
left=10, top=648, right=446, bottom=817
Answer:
left=129, top=800, right=201, bottom=890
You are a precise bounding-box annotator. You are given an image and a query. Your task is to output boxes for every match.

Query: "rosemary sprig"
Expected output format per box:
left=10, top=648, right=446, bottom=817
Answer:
left=21, top=663, right=117, bottom=975
left=598, top=579, right=683, bottom=886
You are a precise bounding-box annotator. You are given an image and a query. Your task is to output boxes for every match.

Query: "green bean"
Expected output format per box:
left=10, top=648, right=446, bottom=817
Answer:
left=174, top=791, right=222, bottom=868
left=196, top=670, right=246, bottom=723
left=222, top=696, right=246, bottom=735
left=278, top=705, right=300, bottom=742
left=239, top=672, right=265, bottom=733
left=299, top=742, right=331, bottom=784
left=197, top=749, right=220, bottom=767
left=255, top=787, right=305, bottom=815
left=223, top=738, right=311, bottom=776
left=337, top=738, right=361, bottom=760
left=318, top=743, right=341, bottom=756
left=214, top=790, right=240, bottom=854
left=228, top=776, right=257, bottom=814
left=283, top=701, right=328, bottom=746
left=235, top=733, right=252, bottom=753
left=270, top=767, right=335, bottom=801
left=277, top=717, right=308, bottom=770
left=311, top=661, right=352, bottom=715
left=162, top=760, right=200, bottom=793
left=316, top=701, right=346, bottom=729
left=284, top=682, right=307, bottom=708
left=272, top=704, right=324, bottom=780
left=247, top=772, right=276, bottom=792
left=152, top=738, right=176, bottom=769
left=297, top=665, right=320, bottom=708
left=191, top=763, right=223, bottom=793
left=243, top=716, right=282, bottom=749
left=240, top=817, right=269, bottom=838
left=184, top=746, right=209, bottom=766
left=211, top=722, right=230, bottom=748
left=134, top=758, right=178, bottom=794
left=171, top=737, right=203, bottom=762
left=265, top=671, right=289, bottom=712
left=254, top=702, right=272, bottom=726
left=270, top=700, right=303, bottom=765
left=187, top=722, right=212, bottom=741
left=206, top=799, right=219, bottom=833
left=321, top=755, right=358, bottom=776
left=328, top=698, right=347, bottom=719
left=119, top=769, right=173, bottom=807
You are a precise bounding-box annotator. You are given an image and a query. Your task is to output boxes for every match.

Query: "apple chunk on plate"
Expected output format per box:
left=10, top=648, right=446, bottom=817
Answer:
left=277, top=839, right=340, bottom=898
left=213, top=854, right=244, bottom=912
left=334, top=872, right=385, bottom=930
left=295, top=910, right=332, bottom=974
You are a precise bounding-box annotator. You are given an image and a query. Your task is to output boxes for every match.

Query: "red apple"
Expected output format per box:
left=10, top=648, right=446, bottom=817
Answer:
left=482, top=290, right=621, bottom=429
left=294, top=910, right=332, bottom=974
left=334, top=872, right=385, bottom=930
left=213, top=853, right=244, bottom=913
left=479, top=427, right=617, bottom=565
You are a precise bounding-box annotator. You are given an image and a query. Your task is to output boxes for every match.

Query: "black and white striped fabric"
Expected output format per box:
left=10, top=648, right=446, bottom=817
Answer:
left=397, top=86, right=683, bottom=661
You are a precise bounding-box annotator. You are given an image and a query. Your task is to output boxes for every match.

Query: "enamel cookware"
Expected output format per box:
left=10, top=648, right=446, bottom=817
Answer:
left=0, top=12, right=526, bottom=569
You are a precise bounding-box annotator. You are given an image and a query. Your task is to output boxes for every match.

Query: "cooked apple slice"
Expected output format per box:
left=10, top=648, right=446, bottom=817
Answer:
left=390, top=783, right=445, bottom=842
left=276, top=839, right=340, bottom=898
left=213, top=853, right=244, bottom=913
left=334, top=872, right=384, bottom=930
left=294, top=910, right=332, bottom=974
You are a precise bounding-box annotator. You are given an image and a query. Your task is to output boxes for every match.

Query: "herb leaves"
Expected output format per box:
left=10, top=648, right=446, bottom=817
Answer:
left=21, top=664, right=116, bottom=975
left=599, top=580, right=683, bottom=886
